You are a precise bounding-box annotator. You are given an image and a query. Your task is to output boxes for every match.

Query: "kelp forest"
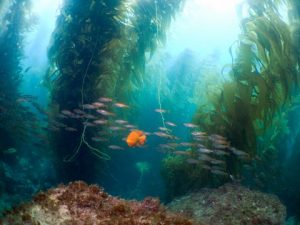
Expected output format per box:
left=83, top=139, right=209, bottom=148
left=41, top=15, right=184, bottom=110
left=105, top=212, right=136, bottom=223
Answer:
left=1, top=0, right=300, bottom=224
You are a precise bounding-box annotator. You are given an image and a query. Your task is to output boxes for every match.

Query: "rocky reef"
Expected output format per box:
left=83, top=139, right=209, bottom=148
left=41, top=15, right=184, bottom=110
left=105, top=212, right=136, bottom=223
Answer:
left=0, top=181, right=195, bottom=225
left=167, top=183, right=286, bottom=225
left=0, top=181, right=287, bottom=225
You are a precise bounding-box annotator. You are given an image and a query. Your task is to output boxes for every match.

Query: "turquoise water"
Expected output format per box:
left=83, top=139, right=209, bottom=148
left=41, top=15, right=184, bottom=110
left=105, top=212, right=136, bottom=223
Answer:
left=1, top=0, right=300, bottom=223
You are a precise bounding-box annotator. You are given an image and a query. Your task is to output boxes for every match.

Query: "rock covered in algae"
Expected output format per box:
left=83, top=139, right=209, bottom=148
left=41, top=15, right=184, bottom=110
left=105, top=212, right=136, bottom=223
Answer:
left=167, top=184, right=286, bottom=225
left=0, top=181, right=197, bottom=225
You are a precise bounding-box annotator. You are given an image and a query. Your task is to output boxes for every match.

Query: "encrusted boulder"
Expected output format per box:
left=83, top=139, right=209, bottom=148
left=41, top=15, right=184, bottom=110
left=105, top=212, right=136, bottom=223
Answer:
left=167, top=183, right=286, bottom=225
left=0, top=181, right=196, bottom=225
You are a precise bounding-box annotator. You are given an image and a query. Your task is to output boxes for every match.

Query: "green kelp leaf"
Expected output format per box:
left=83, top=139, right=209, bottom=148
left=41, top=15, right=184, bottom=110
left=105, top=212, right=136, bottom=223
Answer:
left=237, top=80, right=252, bottom=105
left=222, top=82, right=236, bottom=112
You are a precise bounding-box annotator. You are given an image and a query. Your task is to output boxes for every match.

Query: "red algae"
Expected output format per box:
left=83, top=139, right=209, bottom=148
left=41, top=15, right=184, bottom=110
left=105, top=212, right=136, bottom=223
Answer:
left=0, top=181, right=198, bottom=225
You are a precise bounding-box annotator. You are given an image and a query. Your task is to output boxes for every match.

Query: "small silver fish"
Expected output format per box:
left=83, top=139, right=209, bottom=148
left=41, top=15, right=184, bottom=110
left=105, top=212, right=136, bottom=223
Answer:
left=124, top=124, right=136, bottom=129
left=197, top=148, right=213, bottom=154
left=159, top=144, right=175, bottom=149
left=3, top=148, right=17, bottom=154
left=183, top=123, right=198, bottom=128
left=192, top=131, right=207, bottom=136
left=61, top=110, right=74, bottom=117
left=154, top=132, right=174, bottom=139
left=114, top=102, right=129, bottom=108
left=69, top=114, right=81, bottom=119
left=229, top=147, right=249, bottom=158
left=99, top=97, right=113, bottom=102
left=92, top=102, right=105, bottom=108
left=201, top=164, right=211, bottom=170
left=91, top=137, right=109, bottom=142
left=108, top=145, right=124, bottom=150
left=212, top=149, right=230, bottom=156
left=210, top=159, right=225, bottom=165
left=155, top=109, right=167, bottom=113
left=166, top=121, right=176, bottom=127
left=93, top=119, right=108, bottom=125
left=73, top=109, right=85, bottom=114
left=96, top=109, right=115, bottom=116
left=210, top=134, right=227, bottom=141
left=180, top=142, right=195, bottom=147
left=109, top=126, right=123, bottom=131
left=198, top=154, right=214, bottom=162
left=174, top=151, right=190, bottom=156
left=58, top=114, right=68, bottom=119
left=82, top=104, right=96, bottom=109
left=212, top=143, right=229, bottom=149
left=115, top=119, right=127, bottom=124
left=83, top=114, right=97, bottom=119
left=65, top=127, right=77, bottom=132
left=83, top=122, right=96, bottom=127
left=158, top=127, right=171, bottom=132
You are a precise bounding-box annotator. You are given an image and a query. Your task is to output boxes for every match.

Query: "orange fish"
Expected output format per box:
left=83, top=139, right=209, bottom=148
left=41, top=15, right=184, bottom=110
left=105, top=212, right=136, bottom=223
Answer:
left=126, top=130, right=146, bottom=147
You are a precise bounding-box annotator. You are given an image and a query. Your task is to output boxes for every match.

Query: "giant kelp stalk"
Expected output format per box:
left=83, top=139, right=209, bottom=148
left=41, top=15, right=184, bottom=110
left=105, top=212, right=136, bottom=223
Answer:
left=289, top=0, right=300, bottom=64
left=0, top=0, right=36, bottom=150
left=194, top=0, right=299, bottom=177
left=98, top=0, right=185, bottom=106
left=46, top=0, right=121, bottom=181
left=46, top=0, right=184, bottom=181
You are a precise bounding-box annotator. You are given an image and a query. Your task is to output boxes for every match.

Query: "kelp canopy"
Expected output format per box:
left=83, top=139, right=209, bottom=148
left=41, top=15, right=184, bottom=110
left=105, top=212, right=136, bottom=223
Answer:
left=161, top=0, right=300, bottom=199
left=195, top=0, right=300, bottom=157
left=0, top=0, right=37, bottom=150
left=45, top=0, right=185, bottom=180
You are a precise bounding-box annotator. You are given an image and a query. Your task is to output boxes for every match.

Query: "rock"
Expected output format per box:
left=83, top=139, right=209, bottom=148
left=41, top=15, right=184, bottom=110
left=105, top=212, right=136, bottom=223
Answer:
left=167, top=183, right=286, bottom=225
left=0, top=181, right=196, bottom=225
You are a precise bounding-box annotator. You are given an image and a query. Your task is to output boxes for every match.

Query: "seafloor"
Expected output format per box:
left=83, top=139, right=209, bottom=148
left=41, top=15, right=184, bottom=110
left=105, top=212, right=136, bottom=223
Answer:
left=0, top=181, right=286, bottom=225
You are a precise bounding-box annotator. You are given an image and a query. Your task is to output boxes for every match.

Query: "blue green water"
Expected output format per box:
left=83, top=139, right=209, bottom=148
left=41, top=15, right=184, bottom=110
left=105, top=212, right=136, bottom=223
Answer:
left=1, top=0, right=300, bottom=223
